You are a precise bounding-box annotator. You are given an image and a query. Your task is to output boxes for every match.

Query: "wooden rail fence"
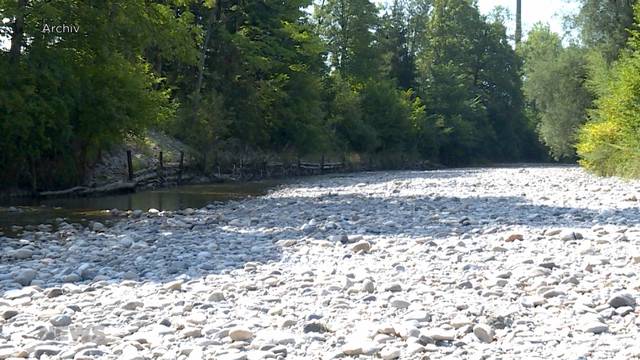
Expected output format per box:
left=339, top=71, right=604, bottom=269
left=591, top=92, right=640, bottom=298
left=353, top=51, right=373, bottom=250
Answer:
left=125, top=150, right=346, bottom=185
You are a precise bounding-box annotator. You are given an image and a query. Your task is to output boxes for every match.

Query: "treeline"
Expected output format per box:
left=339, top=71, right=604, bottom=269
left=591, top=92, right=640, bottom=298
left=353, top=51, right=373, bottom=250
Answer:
left=1, top=0, right=549, bottom=191
left=521, top=0, right=640, bottom=177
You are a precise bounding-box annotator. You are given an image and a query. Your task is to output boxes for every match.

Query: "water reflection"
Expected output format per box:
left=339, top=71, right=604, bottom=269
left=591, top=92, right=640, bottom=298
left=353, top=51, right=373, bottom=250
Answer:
left=0, top=181, right=281, bottom=234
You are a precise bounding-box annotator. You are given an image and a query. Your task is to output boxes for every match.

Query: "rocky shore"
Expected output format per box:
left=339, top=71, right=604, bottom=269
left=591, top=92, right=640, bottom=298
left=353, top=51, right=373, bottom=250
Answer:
left=1, top=166, right=640, bottom=359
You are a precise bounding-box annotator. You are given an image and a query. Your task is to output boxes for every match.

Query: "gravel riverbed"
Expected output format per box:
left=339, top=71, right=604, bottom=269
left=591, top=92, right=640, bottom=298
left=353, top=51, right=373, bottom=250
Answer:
left=1, top=166, right=640, bottom=360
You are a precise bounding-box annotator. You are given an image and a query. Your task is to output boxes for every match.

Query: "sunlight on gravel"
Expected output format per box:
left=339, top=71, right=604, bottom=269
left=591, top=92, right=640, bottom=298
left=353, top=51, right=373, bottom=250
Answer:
left=1, top=166, right=640, bottom=359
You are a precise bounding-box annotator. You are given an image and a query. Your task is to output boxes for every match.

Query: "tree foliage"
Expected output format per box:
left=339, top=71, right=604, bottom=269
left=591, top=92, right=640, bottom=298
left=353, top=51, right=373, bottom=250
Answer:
left=577, top=4, right=640, bottom=177
left=1, top=0, right=549, bottom=190
left=573, top=0, right=637, bottom=63
left=0, top=0, right=196, bottom=189
left=419, top=0, right=535, bottom=163
left=520, top=24, right=593, bottom=160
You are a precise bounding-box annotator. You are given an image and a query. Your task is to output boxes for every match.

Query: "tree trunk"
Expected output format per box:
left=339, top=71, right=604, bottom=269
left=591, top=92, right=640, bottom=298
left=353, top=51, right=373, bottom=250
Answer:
left=194, top=2, right=220, bottom=103
left=10, top=0, right=28, bottom=63
left=316, top=0, right=326, bottom=32
left=515, top=0, right=522, bottom=46
left=29, top=156, right=38, bottom=195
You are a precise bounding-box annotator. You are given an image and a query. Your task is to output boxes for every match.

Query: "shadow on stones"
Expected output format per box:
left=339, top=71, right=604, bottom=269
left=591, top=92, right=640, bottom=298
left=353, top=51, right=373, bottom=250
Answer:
left=1, top=167, right=637, bottom=294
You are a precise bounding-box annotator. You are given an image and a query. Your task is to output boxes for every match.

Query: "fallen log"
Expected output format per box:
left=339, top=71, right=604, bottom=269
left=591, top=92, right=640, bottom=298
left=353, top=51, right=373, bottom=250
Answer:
left=38, top=181, right=137, bottom=198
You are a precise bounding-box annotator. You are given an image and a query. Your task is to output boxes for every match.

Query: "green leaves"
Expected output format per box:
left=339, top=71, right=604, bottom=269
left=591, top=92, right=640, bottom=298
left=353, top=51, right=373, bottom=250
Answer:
left=319, top=0, right=382, bottom=81
left=573, top=0, right=637, bottom=63
left=521, top=24, right=593, bottom=160
left=415, top=0, right=536, bottom=162
left=578, top=4, right=640, bottom=177
left=1, top=0, right=553, bottom=189
left=0, top=0, right=197, bottom=189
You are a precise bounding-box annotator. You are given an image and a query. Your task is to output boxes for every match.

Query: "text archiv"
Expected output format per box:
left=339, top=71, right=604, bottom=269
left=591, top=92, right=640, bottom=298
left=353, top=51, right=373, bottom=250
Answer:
left=42, top=24, right=79, bottom=33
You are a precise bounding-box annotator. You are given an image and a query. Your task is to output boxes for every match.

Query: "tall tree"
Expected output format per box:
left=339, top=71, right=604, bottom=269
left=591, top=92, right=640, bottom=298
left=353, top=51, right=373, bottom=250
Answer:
left=8, top=0, right=27, bottom=63
left=380, top=0, right=416, bottom=89
left=419, top=0, right=492, bottom=162
left=577, top=3, right=640, bottom=176
left=170, top=0, right=328, bottom=157
left=515, top=0, right=522, bottom=45
left=318, top=0, right=382, bottom=81
left=405, top=0, right=433, bottom=57
left=0, top=0, right=199, bottom=189
left=573, top=0, right=637, bottom=62
left=520, top=24, right=593, bottom=160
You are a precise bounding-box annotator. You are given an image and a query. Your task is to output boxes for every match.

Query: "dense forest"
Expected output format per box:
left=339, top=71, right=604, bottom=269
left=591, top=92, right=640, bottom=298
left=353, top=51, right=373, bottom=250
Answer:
left=0, top=0, right=639, bottom=190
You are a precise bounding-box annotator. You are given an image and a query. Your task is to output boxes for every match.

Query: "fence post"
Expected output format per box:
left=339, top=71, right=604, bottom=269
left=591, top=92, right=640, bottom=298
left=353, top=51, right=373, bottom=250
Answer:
left=214, top=151, right=218, bottom=176
left=158, top=151, right=164, bottom=184
left=178, top=151, right=184, bottom=184
left=29, top=159, right=38, bottom=195
left=202, top=152, right=207, bottom=173
left=320, top=154, right=325, bottom=174
left=126, top=150, right=134, bottom=181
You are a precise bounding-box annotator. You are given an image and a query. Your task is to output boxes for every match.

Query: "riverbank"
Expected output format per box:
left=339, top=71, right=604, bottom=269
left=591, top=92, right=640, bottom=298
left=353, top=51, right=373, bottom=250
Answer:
left=0, top=158, right=441, bottom=202
left=0, top=127, right=445, bottom=201
left=1, top=166, right=639, bottom=359
left=0, top=163, right=563, bottom=237
left=0, top=180, right=284, bottom=237
left=0, top=127, right=555, bottom=202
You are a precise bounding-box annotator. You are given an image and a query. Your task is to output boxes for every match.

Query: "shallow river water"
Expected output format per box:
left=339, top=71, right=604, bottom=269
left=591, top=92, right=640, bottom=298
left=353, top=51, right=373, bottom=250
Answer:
left=0, top=181, right=281, bottom=235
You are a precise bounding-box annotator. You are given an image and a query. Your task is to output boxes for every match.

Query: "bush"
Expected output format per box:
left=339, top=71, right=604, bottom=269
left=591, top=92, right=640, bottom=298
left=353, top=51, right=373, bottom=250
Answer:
left=577, top=5, right=640, bottom=177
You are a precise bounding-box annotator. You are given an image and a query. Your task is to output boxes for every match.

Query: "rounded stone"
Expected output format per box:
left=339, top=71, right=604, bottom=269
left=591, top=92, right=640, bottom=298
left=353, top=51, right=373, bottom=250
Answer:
left=228, top=327, right=253, bottom=341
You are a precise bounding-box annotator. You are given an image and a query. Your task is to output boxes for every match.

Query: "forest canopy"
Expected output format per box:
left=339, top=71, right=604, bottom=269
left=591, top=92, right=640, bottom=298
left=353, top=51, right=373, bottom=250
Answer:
left=2, top=0, right=639, bottom=190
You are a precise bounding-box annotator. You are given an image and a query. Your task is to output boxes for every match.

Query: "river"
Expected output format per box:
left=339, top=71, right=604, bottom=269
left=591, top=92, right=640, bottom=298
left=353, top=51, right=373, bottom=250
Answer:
left=0, top=181, right=281, bottom=236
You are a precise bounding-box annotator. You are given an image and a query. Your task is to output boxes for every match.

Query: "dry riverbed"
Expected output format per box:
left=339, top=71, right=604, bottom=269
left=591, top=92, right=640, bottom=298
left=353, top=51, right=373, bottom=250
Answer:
left=1, top=166, right=640, bottom=359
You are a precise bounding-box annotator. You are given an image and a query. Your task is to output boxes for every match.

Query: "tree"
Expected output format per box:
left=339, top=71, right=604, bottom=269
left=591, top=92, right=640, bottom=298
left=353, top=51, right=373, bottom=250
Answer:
left=480, top=12, right=536, bottom=160
left=380, top=0, right=416, bottom=89
left=577, top=4, right=640, bottom=176
left=318, top=0, right=382, bottom=81
left=0, top=0, right=549, bottom=190
left=417, top=0, right=536, bottom=163
left=0, top=0, right=198, bottom=189
left=516, top=0, right=522, bottom=46
left=405, top=0, right=433, bottom=57
left=361, top=80, right=415, bottom=153
left=166, top=0, right=330, bottom=161
left=573, top=0, right=637, bottom=63
left=324, top=73, right=377, bottom=153
left=520, top=24, right=593, bottom=160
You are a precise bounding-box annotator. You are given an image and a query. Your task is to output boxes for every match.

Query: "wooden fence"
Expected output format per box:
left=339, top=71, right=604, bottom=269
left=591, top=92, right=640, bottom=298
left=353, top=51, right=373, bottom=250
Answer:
left=125, top=150, right=346, bottom=185
left=36, top=151, right=436, bottom=198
